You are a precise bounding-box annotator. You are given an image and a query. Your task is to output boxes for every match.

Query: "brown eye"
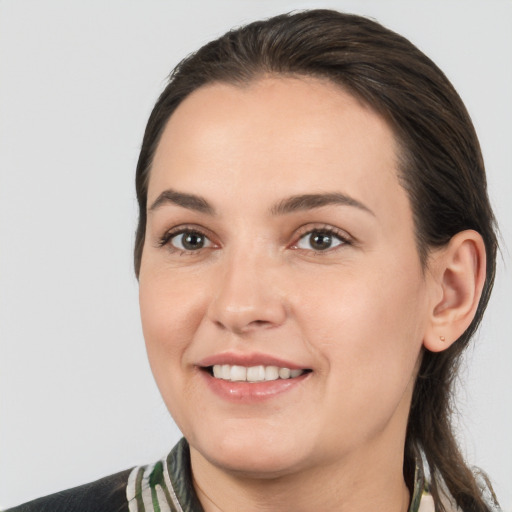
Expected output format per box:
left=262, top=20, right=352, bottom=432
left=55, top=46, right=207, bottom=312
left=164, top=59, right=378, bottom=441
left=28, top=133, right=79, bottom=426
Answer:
left=296, top=230, right=346, bottom=251
left=169, top=230, right=211, bottom=251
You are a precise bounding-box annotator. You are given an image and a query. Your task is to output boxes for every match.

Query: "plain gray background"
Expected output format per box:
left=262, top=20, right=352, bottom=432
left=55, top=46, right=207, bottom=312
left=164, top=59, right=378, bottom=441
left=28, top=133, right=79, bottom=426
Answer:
left=1, top=0, right=511, bottom=509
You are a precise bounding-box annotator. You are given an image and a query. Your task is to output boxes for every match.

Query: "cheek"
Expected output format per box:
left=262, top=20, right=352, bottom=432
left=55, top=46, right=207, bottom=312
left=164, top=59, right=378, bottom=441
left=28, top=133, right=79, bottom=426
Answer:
left=138, top=270, right=206, bottom=380
left=295, top=258, right=427, bottom=399
left=297, top=257, right=426, bottom=340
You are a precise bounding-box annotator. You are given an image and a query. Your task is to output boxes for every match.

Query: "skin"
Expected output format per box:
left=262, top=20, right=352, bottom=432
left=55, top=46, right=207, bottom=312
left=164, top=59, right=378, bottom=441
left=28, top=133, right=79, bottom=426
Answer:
left=138, top=76, right=483, bottom=512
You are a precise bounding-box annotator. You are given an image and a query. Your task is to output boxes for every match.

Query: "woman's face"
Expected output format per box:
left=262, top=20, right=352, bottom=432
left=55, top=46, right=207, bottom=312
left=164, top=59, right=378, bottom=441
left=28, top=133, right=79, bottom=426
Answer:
left=139, top=76, right=434, bottom=477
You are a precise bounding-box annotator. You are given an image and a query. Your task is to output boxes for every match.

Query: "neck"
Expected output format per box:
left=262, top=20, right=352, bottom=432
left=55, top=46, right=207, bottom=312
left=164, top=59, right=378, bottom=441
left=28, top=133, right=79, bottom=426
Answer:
left=190, top=437, right=411, bottom=512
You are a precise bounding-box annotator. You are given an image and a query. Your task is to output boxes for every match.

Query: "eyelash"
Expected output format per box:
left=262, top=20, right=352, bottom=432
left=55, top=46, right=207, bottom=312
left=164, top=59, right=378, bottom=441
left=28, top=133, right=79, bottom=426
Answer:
left=291, top=225, right=352, bottom=253
left=157, top=226, right=214, bottom=255
left=157, top=224, right=352, bottom=255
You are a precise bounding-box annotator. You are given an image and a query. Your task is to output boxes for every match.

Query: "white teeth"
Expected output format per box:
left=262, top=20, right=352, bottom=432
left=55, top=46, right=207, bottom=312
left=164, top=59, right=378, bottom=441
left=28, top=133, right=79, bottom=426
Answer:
left=265, top=366, right=279, bottom=381
left=210, top=364, right=306, bottom=382
left=230, top=365, right=247, bottom=381
left=247, top=365, right=265, bottom=382
left=278, top=367, right=291, bottom=379
left=221, top=364, right=231, bottom=380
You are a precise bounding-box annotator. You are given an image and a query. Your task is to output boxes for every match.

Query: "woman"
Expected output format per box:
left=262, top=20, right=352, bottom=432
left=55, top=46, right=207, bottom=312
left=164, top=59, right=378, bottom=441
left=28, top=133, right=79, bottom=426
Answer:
left=5, top=9, right=502, bottom=512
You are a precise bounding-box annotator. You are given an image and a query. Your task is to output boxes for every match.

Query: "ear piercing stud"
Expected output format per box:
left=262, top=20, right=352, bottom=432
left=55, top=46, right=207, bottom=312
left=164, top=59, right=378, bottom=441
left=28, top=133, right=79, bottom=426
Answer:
left=439, top=336, right=446, bottom=342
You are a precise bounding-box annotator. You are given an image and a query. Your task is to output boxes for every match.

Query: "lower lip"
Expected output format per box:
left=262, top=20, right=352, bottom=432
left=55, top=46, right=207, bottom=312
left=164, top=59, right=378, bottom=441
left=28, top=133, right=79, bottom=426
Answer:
left=200, top=370, right=310, bottom=403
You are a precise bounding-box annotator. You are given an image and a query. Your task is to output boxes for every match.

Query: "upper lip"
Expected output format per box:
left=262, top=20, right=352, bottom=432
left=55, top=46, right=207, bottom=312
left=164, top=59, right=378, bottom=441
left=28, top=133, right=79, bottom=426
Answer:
left=197, top=352, right=309, bottom=370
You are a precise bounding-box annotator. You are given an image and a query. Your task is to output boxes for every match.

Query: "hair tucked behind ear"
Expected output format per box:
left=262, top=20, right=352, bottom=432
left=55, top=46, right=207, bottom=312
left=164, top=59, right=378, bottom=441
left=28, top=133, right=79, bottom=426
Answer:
left=134, top=10, right=499, bottom=511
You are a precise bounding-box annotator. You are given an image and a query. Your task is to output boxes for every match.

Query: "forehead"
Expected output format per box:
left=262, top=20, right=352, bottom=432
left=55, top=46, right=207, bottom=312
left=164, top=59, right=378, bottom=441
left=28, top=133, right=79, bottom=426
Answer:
left=148, top=76, right=405, bottom=219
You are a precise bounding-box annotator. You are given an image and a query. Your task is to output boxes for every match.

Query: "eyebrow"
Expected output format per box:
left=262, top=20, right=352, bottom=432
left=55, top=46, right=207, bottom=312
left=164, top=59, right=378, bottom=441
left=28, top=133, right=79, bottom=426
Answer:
left=270, top=193, right=375, bottom=216
left=149, top=189, right=374, bottom=217
left=149, top=189, right=216, bottom=215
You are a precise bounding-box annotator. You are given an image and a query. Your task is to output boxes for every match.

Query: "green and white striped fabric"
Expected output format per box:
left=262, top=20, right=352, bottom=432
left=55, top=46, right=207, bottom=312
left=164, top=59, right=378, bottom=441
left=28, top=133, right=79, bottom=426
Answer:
left=126, top=438, right=440, bottom=512
left=127, top=459, right=183, bottom=512
left=126, top=439, right=203, bottom=512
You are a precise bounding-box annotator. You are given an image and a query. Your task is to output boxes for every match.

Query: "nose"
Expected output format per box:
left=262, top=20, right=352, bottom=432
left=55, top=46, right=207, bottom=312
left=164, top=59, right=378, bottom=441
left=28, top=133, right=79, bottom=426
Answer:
left=207, top=250, right=288, bottom=334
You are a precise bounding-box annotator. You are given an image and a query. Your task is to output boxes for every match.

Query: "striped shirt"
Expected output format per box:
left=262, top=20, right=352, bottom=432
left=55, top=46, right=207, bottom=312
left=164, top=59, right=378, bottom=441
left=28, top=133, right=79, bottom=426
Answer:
left=10, top=438, right=484, bottom=512
left=127, top=438, right=435, bottom=512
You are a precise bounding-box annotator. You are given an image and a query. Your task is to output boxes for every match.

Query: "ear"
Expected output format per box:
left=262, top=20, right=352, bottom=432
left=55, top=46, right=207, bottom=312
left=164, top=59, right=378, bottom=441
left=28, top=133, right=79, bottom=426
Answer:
left=423, top=230, right=487, bottom=353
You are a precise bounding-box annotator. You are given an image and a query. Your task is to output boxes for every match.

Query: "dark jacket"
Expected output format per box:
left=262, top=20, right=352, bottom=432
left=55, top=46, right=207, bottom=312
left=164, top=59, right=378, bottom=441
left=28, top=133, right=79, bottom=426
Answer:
left=4, top=469, right=132, bottom=512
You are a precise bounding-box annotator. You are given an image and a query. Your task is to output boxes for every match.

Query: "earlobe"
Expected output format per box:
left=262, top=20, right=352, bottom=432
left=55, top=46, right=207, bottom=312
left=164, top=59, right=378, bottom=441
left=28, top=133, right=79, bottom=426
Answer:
left=423, top=230, right=486, bottom=353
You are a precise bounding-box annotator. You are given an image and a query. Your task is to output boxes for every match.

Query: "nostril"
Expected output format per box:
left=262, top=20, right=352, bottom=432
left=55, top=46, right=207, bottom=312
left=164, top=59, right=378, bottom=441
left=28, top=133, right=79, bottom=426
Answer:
left=250, top=320, right=271, bottom=327
left=207, top=283, right=288, bottom=334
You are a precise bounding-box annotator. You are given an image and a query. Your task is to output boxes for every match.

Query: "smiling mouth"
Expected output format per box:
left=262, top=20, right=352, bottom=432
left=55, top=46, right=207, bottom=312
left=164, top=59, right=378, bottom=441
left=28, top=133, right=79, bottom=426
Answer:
left=204, top=364, right=312, bottom=383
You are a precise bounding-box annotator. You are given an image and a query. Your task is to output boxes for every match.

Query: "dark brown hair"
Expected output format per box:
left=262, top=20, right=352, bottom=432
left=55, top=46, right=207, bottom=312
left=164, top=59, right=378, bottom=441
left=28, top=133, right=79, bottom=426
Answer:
left=134, top=10, right=499, bottom=511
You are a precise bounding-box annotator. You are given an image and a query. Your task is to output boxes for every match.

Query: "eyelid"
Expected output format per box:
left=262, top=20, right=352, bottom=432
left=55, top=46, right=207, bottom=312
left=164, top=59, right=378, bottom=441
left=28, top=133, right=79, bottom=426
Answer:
left=156, top=222, right=354, bottom=254
left=157, top=224, right=218, bottom=253
left=289, top=224, right=354, bottom=251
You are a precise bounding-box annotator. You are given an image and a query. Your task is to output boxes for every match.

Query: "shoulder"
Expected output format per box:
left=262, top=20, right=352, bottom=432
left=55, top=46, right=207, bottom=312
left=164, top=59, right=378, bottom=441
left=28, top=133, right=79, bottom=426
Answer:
left=4, top=468, right=133, bottom=512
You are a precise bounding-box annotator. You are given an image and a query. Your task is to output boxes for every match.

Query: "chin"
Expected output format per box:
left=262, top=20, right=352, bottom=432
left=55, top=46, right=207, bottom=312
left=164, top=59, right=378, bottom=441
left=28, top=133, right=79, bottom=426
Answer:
left=205, top=449, right=305, bottom=479
left=190, top=423, right=312, bottom=478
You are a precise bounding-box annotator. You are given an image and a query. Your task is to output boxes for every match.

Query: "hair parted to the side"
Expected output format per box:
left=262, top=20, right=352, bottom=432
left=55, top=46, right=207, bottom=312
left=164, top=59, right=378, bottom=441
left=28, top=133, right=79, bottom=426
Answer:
left=134, top=10, right=499, bottom=511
